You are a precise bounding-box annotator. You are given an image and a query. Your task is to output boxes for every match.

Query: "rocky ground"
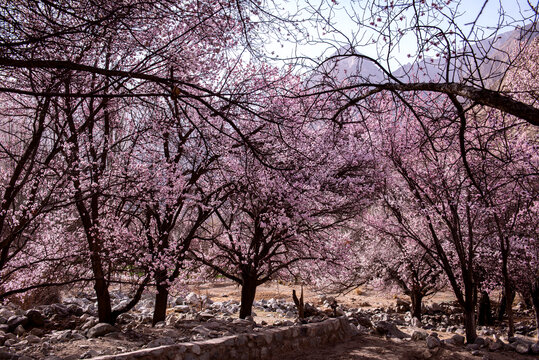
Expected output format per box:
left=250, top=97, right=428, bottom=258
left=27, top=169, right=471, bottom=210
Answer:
left=0, top=281, right=537, bottom=359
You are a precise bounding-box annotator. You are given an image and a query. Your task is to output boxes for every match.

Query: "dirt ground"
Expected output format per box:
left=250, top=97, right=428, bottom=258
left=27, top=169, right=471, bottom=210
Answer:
left=195, top=279, right=458, bottom=315
left=284, top=334, right=537, bottom=360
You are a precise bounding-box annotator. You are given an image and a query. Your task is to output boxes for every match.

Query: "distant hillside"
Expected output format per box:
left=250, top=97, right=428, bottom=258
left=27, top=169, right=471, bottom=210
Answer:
left=322, top=22, right=538, bottom=90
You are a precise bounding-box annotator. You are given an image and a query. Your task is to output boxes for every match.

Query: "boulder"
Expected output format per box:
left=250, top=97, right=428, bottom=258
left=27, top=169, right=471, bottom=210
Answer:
left=0, top=309, right=15, bottom=319
left=474, top=336, right=486, bottom=347
left=515, top=343, right=530, bottom=354
left=426, top=335, right=441, bottom=349
left=466, top=343, right=481, bottom=351
left=66, top=304, right=84, bottom=316
left=26, top=334, right=41, bottom=344
left=356, top=316, right=373, bottom=329
left=174, top=296, right=186, bottom=305
left=87, top=323, right=117, bottom=338
left=7, top=315, right=29, bottom=332
left=411, top=317, right=422, bottom=328
left=451, top=334, right=465, bottom=345
left=395, top=299, right=410, bottom=313
left=185, top=292, right=200, bottom=305
left=488, top=341, right=503, bottom=351
left=411, top=330, right=428, bottom=341
left=374, top=321, right=410, bottom=339
left=25, top=310, right=45, bottom=327
left=13, top=325, right=25, bottom=336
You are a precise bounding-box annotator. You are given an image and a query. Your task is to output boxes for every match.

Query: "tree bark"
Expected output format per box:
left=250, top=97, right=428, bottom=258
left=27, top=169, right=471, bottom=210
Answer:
left=464, top=306, right=477, bottom=343
left=94, top=281, right=112, bottom=323
left=239, top=276, right=257, bottom=319
left=505, top=288, right=515, bottom=337
left=153, top=280, right=169, bottom=326
left=410, top=289, right=423, bottom=320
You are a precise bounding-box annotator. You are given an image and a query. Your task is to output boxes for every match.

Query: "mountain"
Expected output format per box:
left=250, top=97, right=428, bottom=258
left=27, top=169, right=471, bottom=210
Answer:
left=327, top=23, right=538, bottom=89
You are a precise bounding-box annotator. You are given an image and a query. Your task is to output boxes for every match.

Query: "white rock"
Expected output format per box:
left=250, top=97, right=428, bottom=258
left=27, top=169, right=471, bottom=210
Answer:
left=185, top=292, right=200, bottom=305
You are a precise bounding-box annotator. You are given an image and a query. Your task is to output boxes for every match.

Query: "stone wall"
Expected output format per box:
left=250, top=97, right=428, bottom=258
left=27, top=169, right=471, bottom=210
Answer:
left=92, top=316, right=357, bottom=360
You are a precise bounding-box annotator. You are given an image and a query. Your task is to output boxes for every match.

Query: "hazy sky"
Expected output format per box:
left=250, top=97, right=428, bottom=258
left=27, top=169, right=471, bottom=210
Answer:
left=263, top=0, right=537, bottom=65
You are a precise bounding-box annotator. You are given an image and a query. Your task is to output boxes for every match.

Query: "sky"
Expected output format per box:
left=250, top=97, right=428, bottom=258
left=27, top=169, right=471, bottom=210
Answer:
left=261, top=0, right=538, bottom=67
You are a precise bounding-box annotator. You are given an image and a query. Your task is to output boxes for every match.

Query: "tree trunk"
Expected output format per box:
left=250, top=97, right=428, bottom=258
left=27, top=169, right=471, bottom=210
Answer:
left=239, top=277, right=257, bottom=319
left=477, top=291, right=492, bottom=326
left=90, top=251, right=113, bottom=324
left=153, top=282, right=169, bottom=326
left=505, top=288, right=515, bottom=337
left=464, top=306, right=477, bottom=343
left=410, top=290, right=423, bottom=320
left=497, top=290, right=515, bottom=327
left=94, top=277, right=112, bottom=323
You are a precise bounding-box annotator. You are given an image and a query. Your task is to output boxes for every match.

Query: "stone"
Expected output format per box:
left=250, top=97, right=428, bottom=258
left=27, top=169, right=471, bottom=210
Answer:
left=81, top=317, right=98, bottom=330
left=66, top=304, right=84, bottom=316
left=87, top=323, right=117, bottom=338
left=197, top=312, right=214, bottom=321
left=488, top=341, right=503, bottom=351
left=426, top=335, right=441, bottom=349
left=81, top=349, right=99, bottom=359
left=411, top=330, right=428, bottom=341
left=373, top=321, right=410, bottom=339
left=7, top=315, right=29, bottom=331
left=348, top=323, right=360, bottom=336
left=116, top=312, right=135, bottom=324
left=285, top=311, right=295, bottom=318
left=515, top=343, right=529, bottom=354
left=25, top=310, right=45, bottom=327
left=186, top=292, right=200, bottom=305
left=411, top=317, right=421, bottom=327
left=50, top=303, right=69, bottom=316
left=232, top=318, right=253, bottom=326
left=0, top=351, right=20, bottom=359
left=13, top=325, right=25, bottom=336
left=355, top=316, right=373, bottom=329
left=193, top=325, right=211, bottom=337
left=26, top=334, right=41, bottom=344
left=474, top=337, right=486, bottom=347
left=466, top=343, right=481, bottom=351
left=531, top=342, right=539, bottom=354
left=395, top=299, right=410, bottom=313
left=0, top=309, right=15, bottom=319
left=174, top=305, right=191, bottom=313
left=174, top=296, right=186, bottom=305
left=146, top=336, right=175, bottom=348
left=451, top=334, right=465, bottom=345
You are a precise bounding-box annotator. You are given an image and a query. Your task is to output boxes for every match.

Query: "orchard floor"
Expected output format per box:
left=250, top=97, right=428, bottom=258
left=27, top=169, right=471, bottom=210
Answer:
left=284, top=334, right=537, bottom=360
left=12, top=280, right=536, bottom=359
left=195, top=279, right=459, bottom=311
